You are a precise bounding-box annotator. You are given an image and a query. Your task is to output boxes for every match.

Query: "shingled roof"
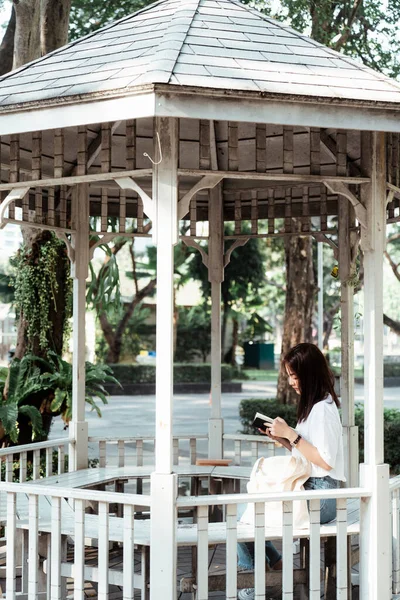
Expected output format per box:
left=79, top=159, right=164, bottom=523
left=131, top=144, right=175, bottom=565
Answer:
left=1, top=0, right=400, bottom=110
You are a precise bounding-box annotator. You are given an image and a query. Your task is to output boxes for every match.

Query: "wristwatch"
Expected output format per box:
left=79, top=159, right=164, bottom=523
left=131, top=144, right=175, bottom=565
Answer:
left=290, top=434, right=302, bottom=447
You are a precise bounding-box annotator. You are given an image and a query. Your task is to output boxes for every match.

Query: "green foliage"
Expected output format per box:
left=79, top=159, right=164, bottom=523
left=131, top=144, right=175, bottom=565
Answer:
left=109, top=363, right=239, bottom=384
left=239, top=398, right=298, bottom=434
left=69, top=0, right=153, bottom=41
left=175, top=306, right=211, bottom=363
left=0, top=450, right=68, bottom=482
left=11, top=235, right=71, bottom=353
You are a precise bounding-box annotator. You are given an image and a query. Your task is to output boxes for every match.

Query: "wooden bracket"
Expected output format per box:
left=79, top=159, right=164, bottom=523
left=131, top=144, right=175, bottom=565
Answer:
left=0, top=187, right=30, bottom=228
left=182, top=238, right=209, bottom=268
left=116, top=177, right=154, bottom=221
left=89, top=233, right=118, bottom=260
left=55, top=232, right=75, bottom=263
left=323, top=180, right=367, bottom=228
left=178, top=174, right=223, bottom=220
left=223, top=237, right=249, bottom=268
left=312, top=233, right=339, bottom=261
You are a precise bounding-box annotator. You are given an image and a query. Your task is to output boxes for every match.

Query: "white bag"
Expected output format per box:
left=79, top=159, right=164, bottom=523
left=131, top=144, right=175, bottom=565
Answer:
left=239, top=454, right=311, bottom=529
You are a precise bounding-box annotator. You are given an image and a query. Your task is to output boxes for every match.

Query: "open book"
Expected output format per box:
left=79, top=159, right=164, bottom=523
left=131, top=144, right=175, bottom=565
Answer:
left=252, top=411, right=275, bottom=430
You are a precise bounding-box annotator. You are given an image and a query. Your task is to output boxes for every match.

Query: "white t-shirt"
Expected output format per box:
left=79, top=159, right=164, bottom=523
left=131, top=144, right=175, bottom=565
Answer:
left=291, top=395, right=346, bottom=482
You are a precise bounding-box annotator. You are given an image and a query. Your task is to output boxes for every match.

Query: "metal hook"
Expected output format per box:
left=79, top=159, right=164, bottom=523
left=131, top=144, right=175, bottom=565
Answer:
left=143, top=131, right=163, bottom=165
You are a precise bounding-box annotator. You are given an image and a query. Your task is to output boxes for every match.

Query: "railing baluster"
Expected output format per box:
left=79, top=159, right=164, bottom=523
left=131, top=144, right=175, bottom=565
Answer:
left=98, top=501, right=109, bottom=599
left=226, top=503, right=237, bottom=599
left=118, top=440, right=125, bottom=467
left=251, top=441, right=258, bottom=463
left=309, top=498, right=320, bottom=600
left=190, top=438, right=197, bottom=465
left=6, top=454, right=13, bottom=482
left=254, top=501, right=266, bottom=599
left=123, top=503, right=135, bottom=599
left=58, top=445, right=65, bottom=474
left=51, top=496, right=62, bottom=600
left=33, top=449, right=40, bottom=480
left=234, top=440, right=241, bottom=466
left=136, top=439, right=143, bottom=466
left=336, top=498, right=347, bottom=599
left=197, top=505, right=209, bottom=600
left=20, top=451, right=27, bottom=482
left=393, top=488, right=400, bottom=593
left=282, top=500, right=293, bottom=599
left=74, top=498, right=85, bottom=600
left=28, top=494, right=39, bottom=600
left=6, top=491, right=17, bottom=600
left=99, top=440, right=106, bottom=467
left=46, top=447, right=53, bottom=477
left=173, top=438, right=179, bottom=466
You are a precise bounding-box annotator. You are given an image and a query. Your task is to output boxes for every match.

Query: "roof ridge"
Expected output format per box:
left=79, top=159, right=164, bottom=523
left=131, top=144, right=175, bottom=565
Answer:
left=149, top=0, right=201, bottom=83
left=0, top=0, right=169, bottom=86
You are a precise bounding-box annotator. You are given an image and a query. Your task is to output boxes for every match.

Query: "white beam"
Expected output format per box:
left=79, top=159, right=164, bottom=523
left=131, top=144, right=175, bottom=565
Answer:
left=0, top=91, right=156, bottom=136
left=359, top=131, right=391, bottom=600
left=155, top=89, right=400, bottom=133
left=69, top=184, right=89, bottom=471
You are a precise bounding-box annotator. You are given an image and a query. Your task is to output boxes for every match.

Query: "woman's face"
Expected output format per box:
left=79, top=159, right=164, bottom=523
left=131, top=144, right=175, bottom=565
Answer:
left=285, top=364, right=300, bottom=395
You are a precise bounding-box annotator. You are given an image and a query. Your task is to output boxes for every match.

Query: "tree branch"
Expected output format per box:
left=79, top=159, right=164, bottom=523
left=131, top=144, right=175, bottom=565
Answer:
left=334, top=0, right=363, bottom=50
left=0, top=6, right=16, bottom=76
left=384, top=250, right=400, bottom=283
left=384, top=313, right=400, bottom=336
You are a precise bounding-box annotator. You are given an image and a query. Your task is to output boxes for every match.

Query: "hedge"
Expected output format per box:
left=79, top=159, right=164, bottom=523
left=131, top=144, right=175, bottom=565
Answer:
left=109, top=363, right=242, bottom=384
left=240, top=398, right=400, bottom=474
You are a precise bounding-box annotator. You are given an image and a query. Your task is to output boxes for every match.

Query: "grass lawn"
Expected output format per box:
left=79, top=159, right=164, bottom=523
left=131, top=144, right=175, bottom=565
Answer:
left=240, top=368, right=278, bottom=381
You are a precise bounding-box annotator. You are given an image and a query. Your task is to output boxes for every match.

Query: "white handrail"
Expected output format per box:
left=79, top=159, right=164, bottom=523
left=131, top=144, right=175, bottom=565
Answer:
left=0, top=437, right=71, bottom=456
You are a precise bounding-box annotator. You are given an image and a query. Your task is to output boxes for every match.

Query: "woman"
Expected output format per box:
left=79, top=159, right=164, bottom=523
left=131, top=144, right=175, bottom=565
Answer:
left=237, top=343, right=345, bottom=600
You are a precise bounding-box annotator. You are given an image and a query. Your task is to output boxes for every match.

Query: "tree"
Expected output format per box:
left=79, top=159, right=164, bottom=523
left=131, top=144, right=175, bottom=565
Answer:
left=69, top=0, right=150, bottom=40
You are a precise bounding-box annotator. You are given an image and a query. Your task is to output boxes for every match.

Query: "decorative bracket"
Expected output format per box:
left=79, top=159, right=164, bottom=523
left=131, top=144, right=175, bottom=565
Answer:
left=312, top=233, right=339, bottom=261
left=178, top=174, right=224, bottom=220
left=89, top=232, right=119, bottom=261
left=55, top=232, right=75, bottom=263
left=182, top=238, right=209, bottom=268
left=116, top=177, right=154, bottom=221
left=323, top=180, right=367, bottom=228
left=224, top=238, right=249, bottom=268
left=0, top=187, right=30, bottom=228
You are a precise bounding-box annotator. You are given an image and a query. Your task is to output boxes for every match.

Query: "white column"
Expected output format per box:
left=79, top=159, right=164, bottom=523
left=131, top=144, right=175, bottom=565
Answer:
left=338, top=200, right=358, bottom=486
left=317, top=241, right=323, bottom=349
left=208, top=185, right=224, bottom=458
left=150, top=116, right=178, bottom=600
left=359, top=131, right=391, bottom=600
left=69, top=183, right=89, bottom=471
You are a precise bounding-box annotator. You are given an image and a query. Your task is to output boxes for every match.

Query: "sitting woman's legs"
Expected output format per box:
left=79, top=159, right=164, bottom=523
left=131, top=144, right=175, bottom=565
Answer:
left=237, top=503, right=282, bottom=570
left=303, top=475, right=340, bottom=524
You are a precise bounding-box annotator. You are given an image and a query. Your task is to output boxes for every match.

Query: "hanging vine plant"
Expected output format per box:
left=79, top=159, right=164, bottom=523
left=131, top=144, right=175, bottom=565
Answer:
left=11, top=231, right=72, bottom=356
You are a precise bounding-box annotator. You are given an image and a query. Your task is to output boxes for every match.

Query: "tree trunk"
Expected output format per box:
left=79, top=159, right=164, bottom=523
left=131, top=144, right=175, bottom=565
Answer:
left=40, top=0, right=71, bottom=55
left=277, top=235, right=316, bottom=404
left=12, top=0, right=41, bottom=69
left=0, top=6, right=16, bottom=75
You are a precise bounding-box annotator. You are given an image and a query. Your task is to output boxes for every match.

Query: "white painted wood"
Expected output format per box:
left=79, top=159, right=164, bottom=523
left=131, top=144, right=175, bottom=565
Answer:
left=226, top=503, right=237, bottom=599
left=20, top=451, right=27, bottom=482
left=117, top=440, right=124, bottom=467
left=28, top=494, right=39, bottom=600
left=254, top=502, right=265, bottom=599
left=317, top=241, right=323, bottom=349
left=70, top=183, right=89, bottom=471
left=6, top=454, right=12, bottom=482
left=46, top=447, right=52, bottom=477
left=173, top=438, right=179, bottom=466
left=308, top=498, right=320, bottom=600
left=136, top=439, right=143, bottom=467
left=50, top=496, right=62, bottom=600
left=98, top=501, right=109, bottom=600
left=190, top=438, right=197, bottom=465
left=336, top=497, right=348, bottom=599
left=196, top=504, right=209, bottom=600
left=393, top=488, right=400, bottom=594
left=74, top=498, right=85, bottom=600
left=6, top=492, right=17, bottom=599
left=234, top=440, right=241, bottom=465
left=178, top=168, right=369, bottom=184
left=149, top=473, right=177, bottom=600
left=282, top=501, right=293, bottom=599
left=123, top=504, right=135, bottom=600
left=99, top=440, right=106, bottom=467
left=33, top=450, right=40, bottom=480
left=154, top=116, right=178, bottom=472
left=57, top=446, right=65, bottom=475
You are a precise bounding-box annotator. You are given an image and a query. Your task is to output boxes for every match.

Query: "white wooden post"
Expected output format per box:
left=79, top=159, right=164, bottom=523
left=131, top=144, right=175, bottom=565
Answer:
left=338, top=199, right=359, bottom=486
left=359, top=131, right=391, bottom=600
left=69, top=183, right=89, bottom=471
left=208, top=184, right=224, bottom=458
left=150, top=116, right=178, bottom=600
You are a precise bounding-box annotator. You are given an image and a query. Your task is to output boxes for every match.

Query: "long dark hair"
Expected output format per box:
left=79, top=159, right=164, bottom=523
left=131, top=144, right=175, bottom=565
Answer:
left=283, top=343, right=339, bottom=422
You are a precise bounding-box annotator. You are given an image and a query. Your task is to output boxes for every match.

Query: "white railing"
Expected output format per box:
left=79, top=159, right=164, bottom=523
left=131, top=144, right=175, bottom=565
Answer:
left=0, top=438, right=71, bottom=483
left=223, top=433, right=279, bottom=465
left=390, top=474, right=400, bottom=593
left=0, top=480, right=151, bottom=599
left=177, top=487, right=369, bottom=600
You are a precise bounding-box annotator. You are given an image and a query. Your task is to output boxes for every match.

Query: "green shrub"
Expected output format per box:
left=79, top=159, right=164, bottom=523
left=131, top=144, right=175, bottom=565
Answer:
left=240, top=399, right=400, bottom=474
left=109, top=363, right=239, bottom=384
left=383, top=363, right=400, bottom=378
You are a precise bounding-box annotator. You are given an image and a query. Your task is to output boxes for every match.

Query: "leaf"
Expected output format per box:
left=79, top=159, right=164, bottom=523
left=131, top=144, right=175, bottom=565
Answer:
left=18, top=405, right=45, bottom=439
left=0, top=403, right=18, bottom=433
left=50, top=388, right=67, bottom=413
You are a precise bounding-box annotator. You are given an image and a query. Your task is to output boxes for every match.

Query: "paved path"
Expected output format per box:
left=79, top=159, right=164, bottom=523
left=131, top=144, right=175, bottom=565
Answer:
left=50, top=380, right=400, bottom=442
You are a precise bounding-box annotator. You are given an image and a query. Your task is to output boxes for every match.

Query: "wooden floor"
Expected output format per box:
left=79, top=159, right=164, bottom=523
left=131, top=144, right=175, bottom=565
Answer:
left=0, top=540, right=360, bottom=599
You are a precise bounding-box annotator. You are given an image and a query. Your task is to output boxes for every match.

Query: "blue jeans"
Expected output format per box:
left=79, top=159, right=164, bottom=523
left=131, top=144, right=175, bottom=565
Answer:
left=237, top=475, right=340, bottom=570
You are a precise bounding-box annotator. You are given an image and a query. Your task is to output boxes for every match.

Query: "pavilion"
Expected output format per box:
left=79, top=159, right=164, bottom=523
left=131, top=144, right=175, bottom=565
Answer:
left=0, top=0, right=400, bottom=598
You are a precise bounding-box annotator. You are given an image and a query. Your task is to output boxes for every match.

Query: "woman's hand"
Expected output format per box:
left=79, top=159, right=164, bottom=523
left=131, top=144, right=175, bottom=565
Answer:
left=258, top=427, right=282, bottom=442
left=268, top=417, right=293, bottom=440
